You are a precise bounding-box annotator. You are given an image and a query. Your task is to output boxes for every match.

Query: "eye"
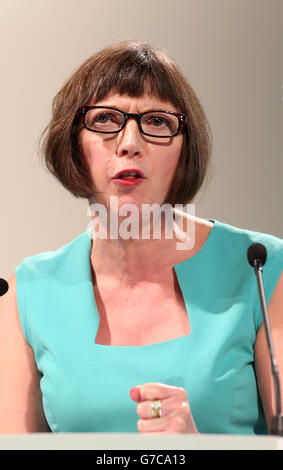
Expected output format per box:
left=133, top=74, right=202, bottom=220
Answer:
left=96, top=113, right=109, bottom=123
left=85, top=108, right=124, bottom=131
left=145, top=115, right=168, bottom=127
left=94, top=112, right=117, bottom=123
left=141, top=112, right=178, bottom=135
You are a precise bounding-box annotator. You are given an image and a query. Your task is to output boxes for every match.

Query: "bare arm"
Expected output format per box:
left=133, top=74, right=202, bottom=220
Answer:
left=254, top=270, right=283, bottom=433
left=0, top=273, right=50, bottom=433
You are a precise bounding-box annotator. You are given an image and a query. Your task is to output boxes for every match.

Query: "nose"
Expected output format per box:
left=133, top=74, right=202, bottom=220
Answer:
left=116, top=119, right=143, bottom=159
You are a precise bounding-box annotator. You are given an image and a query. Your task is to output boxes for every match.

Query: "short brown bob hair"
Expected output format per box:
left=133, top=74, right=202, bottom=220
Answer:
left=40, top=40, right=212, bottom=205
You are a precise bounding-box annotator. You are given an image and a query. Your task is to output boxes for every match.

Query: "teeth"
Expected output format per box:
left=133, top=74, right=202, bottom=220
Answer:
left=119, top=171, right=139, bottom=177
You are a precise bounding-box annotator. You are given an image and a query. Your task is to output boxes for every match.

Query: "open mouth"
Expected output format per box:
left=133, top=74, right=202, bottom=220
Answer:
left=112, top=169, right=146, bottom=186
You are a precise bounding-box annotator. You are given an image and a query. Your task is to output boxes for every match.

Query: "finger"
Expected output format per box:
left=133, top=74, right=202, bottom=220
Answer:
left=137, top=412, right=189, bottom=434
left=131, top=383, right=187, bottom=403
left=129, top=386, right=141, bottom=402
left=137, top=396, right=190, bottom=419
left=137, top=415, right=170, bottom=433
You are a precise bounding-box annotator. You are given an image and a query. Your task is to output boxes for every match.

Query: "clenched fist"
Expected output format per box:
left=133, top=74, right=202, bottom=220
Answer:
left=130, top=382, right=199, bottom=434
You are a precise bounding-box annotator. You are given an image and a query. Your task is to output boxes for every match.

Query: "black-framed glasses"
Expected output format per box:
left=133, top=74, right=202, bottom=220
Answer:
left=76, top=106, right=188, bottom=138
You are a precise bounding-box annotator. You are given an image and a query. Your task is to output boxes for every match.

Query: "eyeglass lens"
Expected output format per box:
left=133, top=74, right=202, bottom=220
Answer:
left=84, top=108, right=179, bottom=136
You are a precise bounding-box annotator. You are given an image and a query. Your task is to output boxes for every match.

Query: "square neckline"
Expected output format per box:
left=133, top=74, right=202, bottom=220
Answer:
left=89, top=219, right=218, bottom=348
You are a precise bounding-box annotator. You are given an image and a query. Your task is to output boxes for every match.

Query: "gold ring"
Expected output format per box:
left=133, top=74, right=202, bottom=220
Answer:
left=151, top=400, right=162, bottom=418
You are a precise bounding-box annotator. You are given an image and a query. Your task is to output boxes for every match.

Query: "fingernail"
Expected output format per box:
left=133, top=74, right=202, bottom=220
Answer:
left=130, top=387, right=141, bottom=402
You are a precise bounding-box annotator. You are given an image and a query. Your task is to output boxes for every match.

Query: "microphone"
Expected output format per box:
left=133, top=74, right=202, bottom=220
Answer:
left=0, top=278, right=9, bottom=296
left=247, top=243, right=283, bottom=435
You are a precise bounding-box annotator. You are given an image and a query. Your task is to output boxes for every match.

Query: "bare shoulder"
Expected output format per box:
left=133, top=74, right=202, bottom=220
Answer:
left=0, top=272, right=50, bottom=433
left=0, top=272, right=23, bottom=346
left=195, top=216, right=214, bottom=236
left=0, top=272, right=29, bottom=347
left=193, top=216, right=214, bottom=248
left=173, top=215, right=214, bottom=263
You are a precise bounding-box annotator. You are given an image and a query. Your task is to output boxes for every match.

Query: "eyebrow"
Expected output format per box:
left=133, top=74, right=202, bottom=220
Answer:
left=92, top=104, right=178, bottom=113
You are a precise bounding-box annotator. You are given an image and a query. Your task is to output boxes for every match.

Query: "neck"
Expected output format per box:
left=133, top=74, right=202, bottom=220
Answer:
left=90, top=231, right=178, bottom=286
left=89, top=211, right=198, bottom=285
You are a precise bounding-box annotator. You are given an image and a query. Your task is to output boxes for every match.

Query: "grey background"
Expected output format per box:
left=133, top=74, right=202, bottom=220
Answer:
left=0, top=0, right=282, bottom=279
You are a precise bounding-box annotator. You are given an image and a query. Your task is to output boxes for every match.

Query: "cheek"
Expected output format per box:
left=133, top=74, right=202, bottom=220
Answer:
left=80, top=137, right=98, bottom=165
left=160, top=144, right=182, bottom=182
left=80, top=138, right=110, bottom=175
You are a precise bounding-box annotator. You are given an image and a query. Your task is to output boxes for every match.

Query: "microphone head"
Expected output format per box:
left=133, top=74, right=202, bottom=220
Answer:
left=247, top=243, right=267, bottom=267
left=0, top=278, right=9, bottom=296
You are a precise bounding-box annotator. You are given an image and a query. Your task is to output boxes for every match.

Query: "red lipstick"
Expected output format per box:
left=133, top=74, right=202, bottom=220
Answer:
left=112, top=168, right=146, bottom=186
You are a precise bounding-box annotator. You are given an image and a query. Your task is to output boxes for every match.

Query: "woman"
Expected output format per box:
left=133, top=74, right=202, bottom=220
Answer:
left=0, top=40, right=282, bottom=435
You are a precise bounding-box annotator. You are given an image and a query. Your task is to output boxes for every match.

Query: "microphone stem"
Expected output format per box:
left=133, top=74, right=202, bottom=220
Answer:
left=254, top=263, right=282, bottom=418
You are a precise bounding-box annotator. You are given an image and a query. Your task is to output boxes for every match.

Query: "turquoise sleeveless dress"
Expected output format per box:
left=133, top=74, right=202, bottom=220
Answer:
left=15, top=219, right=283, bottom=434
